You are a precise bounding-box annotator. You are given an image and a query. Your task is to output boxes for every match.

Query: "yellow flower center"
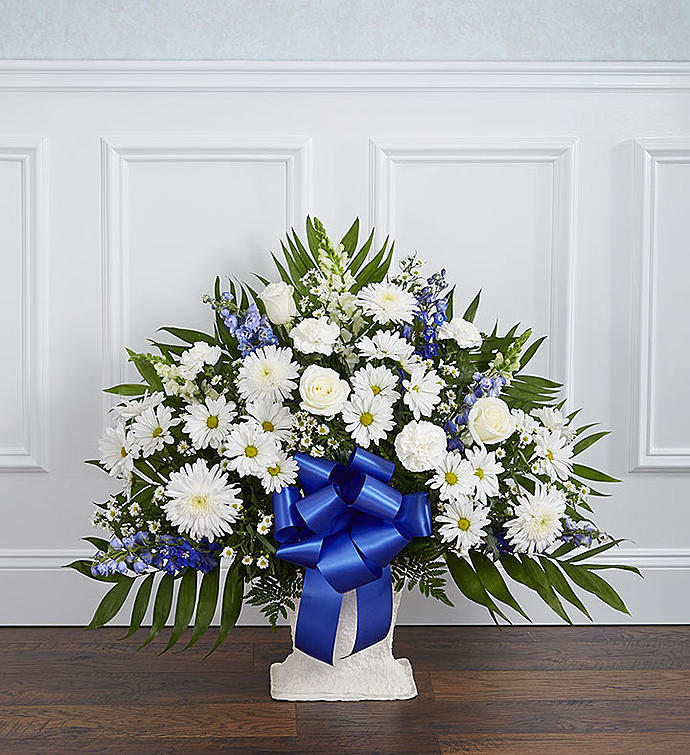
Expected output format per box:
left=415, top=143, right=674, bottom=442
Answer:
left=546, top=450, right=554, bottom=460
left=245, top=445, right=258, bottom=458
left=152, top=426, right=163, bottom=437
left=475, top=467, right=484, bottom=480
left=268, top=465, right=281, bottom=477
left=371, top=385, right=382, bottom=395
left=457, top=517, right=471, bottom=531
left=119, top=446, right=128, bottom=458
left=262, top=420, right=275, bottom=432
left=360, top=412, right=374, bottom=427
left=206, top=415, right=219, bottom=429
left=191, top=494, right=209, bottom=510
left=445, top=471, right=458, bottom=485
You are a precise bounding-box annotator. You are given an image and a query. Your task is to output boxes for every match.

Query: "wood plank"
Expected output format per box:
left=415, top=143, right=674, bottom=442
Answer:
left=431, top=669, right=690, bottom=700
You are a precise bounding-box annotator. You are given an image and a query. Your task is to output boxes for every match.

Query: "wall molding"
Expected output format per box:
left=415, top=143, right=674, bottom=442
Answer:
left=631, top=139, right=690, bottom=472
left=2, top=547, right=688, bottom=572
left=0, top=136, right=48, bottom=472
left=101, top=135, right=312, bottom=389
left=370, top=137, right=577, bottom=390
left=1, top=61, right=690, bottom=92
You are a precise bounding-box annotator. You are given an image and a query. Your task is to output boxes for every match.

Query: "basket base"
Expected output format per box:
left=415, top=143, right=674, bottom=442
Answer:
left=270, top=651, right=417, bottom=701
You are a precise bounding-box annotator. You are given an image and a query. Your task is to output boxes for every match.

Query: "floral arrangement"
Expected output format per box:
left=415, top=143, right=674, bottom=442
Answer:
left=69, top=218, right=636, bottom=658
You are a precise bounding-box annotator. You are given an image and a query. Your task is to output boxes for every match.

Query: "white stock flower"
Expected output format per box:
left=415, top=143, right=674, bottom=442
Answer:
left=182, top=395, right=236, bottom=450
left=290, top=316, right=340, bottom=356
left=532, top=407, right=576, bottom=442
left=467, top=397, right=516, bottom=445
left=350, top=364, right=400, bottom=403
left=245, top=398, right=293, bottom=441
left=258, top=451, right=299, bottom=493
left=464, top=446, right=504, bottom=503
left=357, top=329, right=415, bottom=364
left=438, top=317, right=482, bottom=349
left=429, top=452, right=475, bottom=502
left=225, top=422, right=279, bottom=477
left=237, top=345, right=299, bottom=403
left=109, top=391, right=165, bottom=422
left=131, top=405, right=180, bottom=457
left=512, top=408, right=539, bottom=435
left=504, top=484, right=567, bottom=554
left=179, top=341, right=222, bottom=380
left=98, top=424, right=136, bottom=478
left=299, top=365, right=350, bottom=417
left=163, top=459, right=241, bottom=541
left=342, top=393, right=395, bottom=448
left=356, top=282, right=417, bottom=325
left=394, top=420, right=447, bottom=472
left=402, top=366, right=444, bottom=420
left=259, top=281, right=297, bottom=325
left=533, top=429, right=574, bottom=481
left=436, top=499, right=491, bottom=555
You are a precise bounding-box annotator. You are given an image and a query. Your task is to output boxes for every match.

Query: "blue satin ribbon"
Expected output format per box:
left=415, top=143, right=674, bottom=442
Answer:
left=273, top=446, right=431, bottom=664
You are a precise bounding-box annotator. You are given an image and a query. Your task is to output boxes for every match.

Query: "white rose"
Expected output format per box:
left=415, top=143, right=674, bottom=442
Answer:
left=259, top=281, right=297, bottom=325
left=394, top=420, right=447, bottom=472
left=299, top=365, right=350, bottom=417
left=438, top=317, right=482, bottom=349
left=467, top=397, right=516, bottom=445
left=290, top=317, right=340, bottom=356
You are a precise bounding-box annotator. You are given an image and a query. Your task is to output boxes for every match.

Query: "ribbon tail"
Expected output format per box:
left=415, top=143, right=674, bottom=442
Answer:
left=295, top=567, right=342, bottom=665
left=350, top=565, right=393, bottom=656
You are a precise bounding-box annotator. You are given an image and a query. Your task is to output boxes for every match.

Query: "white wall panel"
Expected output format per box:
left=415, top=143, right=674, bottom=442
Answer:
left=0, top=63, right=688, bottom=624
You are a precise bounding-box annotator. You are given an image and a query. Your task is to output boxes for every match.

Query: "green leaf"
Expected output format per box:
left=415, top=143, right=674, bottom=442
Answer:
left=86, top=578, right=134, bottom=629
left=158, top=326, right=216, bottom=345
left=572, top=464, right=620, bottom=484
left=340, top=218, right=360, bottom=256
left=585, top=563, right=642, bottom=576
left=549, top=542, right=577, bottom=558
left=559, top=562, right=630, bottom=614
left=121, top=572, right=155, bottom=639
left=306, top=216, right=320, bottom=255
left=462, top=290, right=481, bottom=322
left=127, top=351, right=164, bottom=392
left=519, top=336, right=547, bottom=369
left=205, top=566, right=244, bottom=657
left=573, top=432, right=610, bottom=456
left=64, top=559, right=127, bottom=584
left=539, top=557, right=591, bottom=620
left=181, top=567, right=220, bottom=650
left=103, top=383, right=148, bottom=396
left=446, top=553, right=509, bottom=622
left=469, top=551, right=529, bottom=620
left=566, top=539, right=625, bottom=563
left=347, top=228, right=375, bottom=275
left=500, top=554, right=571, bottom=624
left=139, top=573, right=174, bottom=649
left=161, top=568, right=198, bottom=653
left=83, top=536, right=110, bottom=552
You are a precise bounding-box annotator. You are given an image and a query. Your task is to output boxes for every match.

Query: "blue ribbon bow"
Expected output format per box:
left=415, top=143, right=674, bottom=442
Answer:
left=272, top=446, right=431, bottom=664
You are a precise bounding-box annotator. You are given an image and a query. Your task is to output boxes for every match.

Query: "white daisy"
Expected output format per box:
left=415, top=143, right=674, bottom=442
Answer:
left=342, top=394, right=395, bottom=449
left=357, top=329, right=415, bottom=364
left=356, top=282, right=417, bottom=325
left=241, top=555, right=253, bottom=566
left=259, top=451, right=299, bottom=493
left=221, top=546, right=237, bottom=563
left=98, top=424, right=137, bottom=478
left=504, top=484, right=567, bottom=554
left=532, top=407, right=576, bottom=442
left=109, top=391, right=165, bottom=422
left=224, top=422, right=279, bottom=477
left=512, top=409, right=539, bottom=435
left=182, top=395, right=237, bottom=450
left=163, top=459, right=241, bottom=541
left=436, top=498, right=491, bottom=555
left=351, top=364, right=400, bottom=403
left=245, top=398, right=293, bottom=442
left=533, top=429, right=574, bottom=481
left=130, top=405, right=180, bottom=457
left=429, top=452, right=475, bottom=502
left=464, top=446, right=504, bottom=503
left=178, top=341, right=222, bottom=380
left=237, top=345, right=299, bottom=402
left=256, top=555, right=270, bottom=569
left=402, top=365, right=444, bottom=419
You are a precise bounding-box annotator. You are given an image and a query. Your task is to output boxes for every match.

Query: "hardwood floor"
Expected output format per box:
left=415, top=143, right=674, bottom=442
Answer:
left=1, top=626, right=689, bottom=753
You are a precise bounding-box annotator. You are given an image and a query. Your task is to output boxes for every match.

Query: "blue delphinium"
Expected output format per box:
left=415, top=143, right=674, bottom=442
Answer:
left=211, top=292, right=279, bottom=355
left=401, top=267, right=449, bottom=360
left=561, top=518, right=602, bottom=548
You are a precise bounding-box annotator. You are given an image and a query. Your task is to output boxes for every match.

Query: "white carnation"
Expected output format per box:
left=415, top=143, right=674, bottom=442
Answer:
left=290, top=316, right=340, bottom=356
left=438, top=318, right=482, bottom=349
left=394, top=420, right=447, bottom=472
